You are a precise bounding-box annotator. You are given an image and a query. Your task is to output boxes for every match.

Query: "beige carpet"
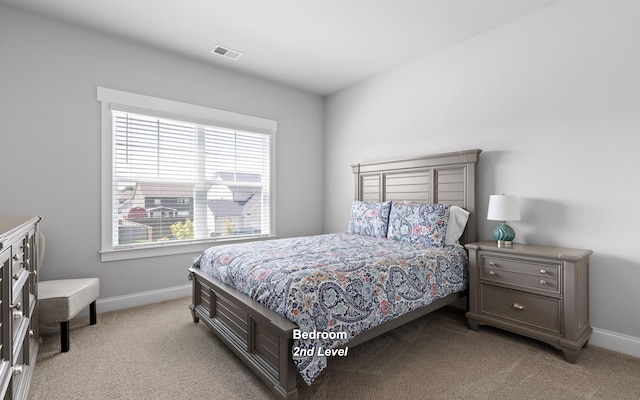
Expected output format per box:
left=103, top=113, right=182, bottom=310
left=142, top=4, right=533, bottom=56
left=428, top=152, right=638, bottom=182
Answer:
left=29, top=297, right=640, bottom=400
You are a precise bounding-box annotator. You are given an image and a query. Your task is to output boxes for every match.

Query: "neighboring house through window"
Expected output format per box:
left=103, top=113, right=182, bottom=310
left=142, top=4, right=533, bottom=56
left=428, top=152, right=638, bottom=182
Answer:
left=98, top=87, right=276, bottom=261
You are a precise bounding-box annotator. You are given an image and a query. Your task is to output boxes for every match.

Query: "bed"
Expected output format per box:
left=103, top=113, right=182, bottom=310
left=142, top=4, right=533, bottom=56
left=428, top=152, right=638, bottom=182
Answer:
left=188, top=149, right=481, bottom=399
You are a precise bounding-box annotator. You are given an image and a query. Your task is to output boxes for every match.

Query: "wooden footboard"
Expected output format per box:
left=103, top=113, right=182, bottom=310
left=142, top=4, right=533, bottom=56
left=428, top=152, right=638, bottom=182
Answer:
left=189, top=267, right=299, bottom=400
left=189, top=266, right=466, bottom=399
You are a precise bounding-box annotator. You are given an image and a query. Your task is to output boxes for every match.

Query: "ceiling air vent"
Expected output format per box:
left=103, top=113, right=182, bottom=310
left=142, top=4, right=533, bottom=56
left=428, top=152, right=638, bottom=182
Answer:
left=211, top=45, right=242, bottom=61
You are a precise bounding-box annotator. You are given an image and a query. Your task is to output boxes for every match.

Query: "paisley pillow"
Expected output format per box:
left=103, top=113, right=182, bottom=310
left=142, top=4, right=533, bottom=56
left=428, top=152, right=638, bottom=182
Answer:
left=347, top=200, right=391, bottom=238
left=387, top=202, right=450, bottom=247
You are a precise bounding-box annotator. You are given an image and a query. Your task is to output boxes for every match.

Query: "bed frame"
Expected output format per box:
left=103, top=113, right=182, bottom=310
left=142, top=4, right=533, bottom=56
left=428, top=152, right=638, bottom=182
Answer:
left=189, top=149, right=481, bottom=399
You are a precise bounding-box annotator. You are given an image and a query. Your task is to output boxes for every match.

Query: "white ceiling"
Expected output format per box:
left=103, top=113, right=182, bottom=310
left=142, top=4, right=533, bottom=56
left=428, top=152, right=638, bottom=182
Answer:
left=1, top=0, right=559, bottom=96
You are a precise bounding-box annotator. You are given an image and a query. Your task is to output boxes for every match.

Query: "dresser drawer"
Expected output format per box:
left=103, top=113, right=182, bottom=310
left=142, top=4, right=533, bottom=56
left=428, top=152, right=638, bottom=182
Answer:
left=479, top=284, right=562, bottom=335
left=11, top=335, right=28, bottom=399
left=11, top=286, right=30, bottom=345
left=480, top=254, right=561, bottom=294
left=11, top=253, right=26, bottom=281
left=0, top=361, right=11, bottom=400
left=10, top=236, right=30, bottom=281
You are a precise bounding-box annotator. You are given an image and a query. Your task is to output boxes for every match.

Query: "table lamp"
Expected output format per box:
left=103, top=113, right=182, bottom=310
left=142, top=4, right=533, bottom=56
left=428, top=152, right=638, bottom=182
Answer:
left=487, top=194, right=521, bottom=247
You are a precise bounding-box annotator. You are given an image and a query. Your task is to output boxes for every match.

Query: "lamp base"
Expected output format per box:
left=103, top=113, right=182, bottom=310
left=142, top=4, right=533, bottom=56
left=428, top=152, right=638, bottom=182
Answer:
left=493, top=222, right=516, bottom=245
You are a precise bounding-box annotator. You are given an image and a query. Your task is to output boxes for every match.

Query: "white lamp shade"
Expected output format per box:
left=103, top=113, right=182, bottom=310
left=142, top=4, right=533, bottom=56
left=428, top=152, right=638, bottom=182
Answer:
left=487, top=194, right=521, bottom=221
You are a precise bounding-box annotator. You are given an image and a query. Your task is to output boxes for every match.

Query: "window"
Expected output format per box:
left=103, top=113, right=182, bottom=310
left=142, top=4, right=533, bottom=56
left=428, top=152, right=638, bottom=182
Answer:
left=98, top=88, right=276, bottom=261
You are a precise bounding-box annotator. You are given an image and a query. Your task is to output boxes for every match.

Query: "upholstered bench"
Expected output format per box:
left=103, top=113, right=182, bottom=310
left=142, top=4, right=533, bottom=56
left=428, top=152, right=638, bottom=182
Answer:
left=38, top=278, right=100, bottom=352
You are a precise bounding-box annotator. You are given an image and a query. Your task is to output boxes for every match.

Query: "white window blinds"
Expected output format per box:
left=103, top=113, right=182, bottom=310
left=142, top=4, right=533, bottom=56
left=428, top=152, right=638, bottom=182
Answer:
left=112, top=110, right=271, bottom=248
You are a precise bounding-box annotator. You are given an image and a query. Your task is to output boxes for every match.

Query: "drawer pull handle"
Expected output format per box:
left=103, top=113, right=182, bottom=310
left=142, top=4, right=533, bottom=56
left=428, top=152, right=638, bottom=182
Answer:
left=13, top=254, right=19, bottom=261
left=12, top=365, right=23, bottom=376
left=540, top=279, right=547, bottom=285
left=13, top=273, right=20, bottom=280
left=489, top=261, right=497, bottom=267
left=10, top=302, right=21, bottom=310
left=540, top=269, right=547, bottom=274
left=21, top=259, right=30, bottom=268
left=489, top=270, right=496, bottom=276
left=13, top=310, right=23, bottom=319
left=512, top=303, right=525, bottom=311
left=29, top=329, right=35, bottom=338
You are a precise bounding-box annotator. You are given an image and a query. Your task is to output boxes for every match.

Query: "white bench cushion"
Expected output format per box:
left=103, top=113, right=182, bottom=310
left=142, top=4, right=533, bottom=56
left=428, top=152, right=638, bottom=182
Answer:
left=39, top=278, right=100, bottom=323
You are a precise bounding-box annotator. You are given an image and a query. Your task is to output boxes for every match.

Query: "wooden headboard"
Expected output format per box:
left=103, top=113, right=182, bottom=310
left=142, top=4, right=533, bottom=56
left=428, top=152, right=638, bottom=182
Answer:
left=352, top=149, right=482, bottom=244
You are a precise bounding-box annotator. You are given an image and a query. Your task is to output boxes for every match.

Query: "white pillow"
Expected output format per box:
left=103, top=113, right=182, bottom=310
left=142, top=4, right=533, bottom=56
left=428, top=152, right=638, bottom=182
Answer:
left=445, top=206, right=470, bottom=245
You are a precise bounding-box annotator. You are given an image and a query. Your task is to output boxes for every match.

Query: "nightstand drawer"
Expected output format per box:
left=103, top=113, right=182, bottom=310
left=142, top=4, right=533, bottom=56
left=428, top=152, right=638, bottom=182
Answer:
left=481, top=254, right=561, bottom=293
left=479, top=284, right=561, bottom=334
left=481, top=266, right=559, bottom=294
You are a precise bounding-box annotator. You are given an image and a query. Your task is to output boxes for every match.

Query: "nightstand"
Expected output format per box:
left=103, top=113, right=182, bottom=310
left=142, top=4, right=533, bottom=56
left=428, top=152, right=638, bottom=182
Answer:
left=465, top=241, right=593, bottom=363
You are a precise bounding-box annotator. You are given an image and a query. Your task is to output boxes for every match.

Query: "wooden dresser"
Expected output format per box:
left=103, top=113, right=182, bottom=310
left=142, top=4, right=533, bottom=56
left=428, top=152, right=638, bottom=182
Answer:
left=0, top=217, right=40, bottom=400
left=465, top=241, right=592, bottom=363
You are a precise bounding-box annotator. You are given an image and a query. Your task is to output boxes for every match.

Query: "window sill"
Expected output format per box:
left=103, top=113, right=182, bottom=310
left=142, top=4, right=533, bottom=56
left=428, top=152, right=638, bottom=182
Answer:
left=100, top=235, right=276, bottom=262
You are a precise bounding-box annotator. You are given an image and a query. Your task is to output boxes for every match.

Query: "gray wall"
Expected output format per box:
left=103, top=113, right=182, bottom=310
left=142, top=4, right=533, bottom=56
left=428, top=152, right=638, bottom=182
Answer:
left=324, top=0, right=640, bottom=353
left=0, top=6, right=324, bottom=300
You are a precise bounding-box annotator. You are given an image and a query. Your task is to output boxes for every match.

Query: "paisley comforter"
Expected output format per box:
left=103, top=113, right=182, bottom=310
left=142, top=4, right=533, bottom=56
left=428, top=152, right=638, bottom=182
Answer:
left=192, top=233, right=468, bottom=384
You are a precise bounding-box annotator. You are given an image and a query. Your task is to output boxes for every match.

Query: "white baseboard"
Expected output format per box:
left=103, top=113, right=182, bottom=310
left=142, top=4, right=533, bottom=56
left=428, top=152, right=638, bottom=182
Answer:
left=590, top=327, right=640, bottom=359
left=94, top=284, right=191, bottom=314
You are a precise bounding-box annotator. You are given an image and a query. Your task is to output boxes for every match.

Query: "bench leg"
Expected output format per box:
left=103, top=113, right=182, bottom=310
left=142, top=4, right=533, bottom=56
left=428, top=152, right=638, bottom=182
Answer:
left=90, top=300, right=97, bottom=325
left=61, top=321, right=70, bottom=352
left=59, top=302, right=97, bottom=352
